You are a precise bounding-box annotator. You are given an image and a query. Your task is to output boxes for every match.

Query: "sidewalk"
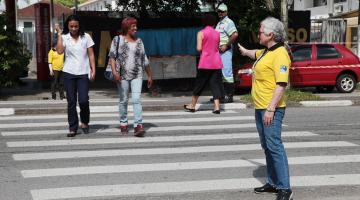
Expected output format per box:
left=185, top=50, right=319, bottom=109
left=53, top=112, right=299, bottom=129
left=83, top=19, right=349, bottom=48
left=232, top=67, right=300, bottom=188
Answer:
left=0, top=77, right=359, bottom=115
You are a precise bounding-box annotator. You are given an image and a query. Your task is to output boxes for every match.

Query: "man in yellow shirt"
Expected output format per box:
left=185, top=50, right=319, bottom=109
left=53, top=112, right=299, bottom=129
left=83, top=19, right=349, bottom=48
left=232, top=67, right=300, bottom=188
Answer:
left=48, top=40, right=65, bottom=100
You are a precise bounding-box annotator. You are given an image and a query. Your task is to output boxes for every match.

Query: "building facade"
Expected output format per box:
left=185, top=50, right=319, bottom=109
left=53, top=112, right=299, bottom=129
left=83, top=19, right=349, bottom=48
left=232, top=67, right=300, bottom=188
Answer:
left=294, top=0, right=359, bottom=19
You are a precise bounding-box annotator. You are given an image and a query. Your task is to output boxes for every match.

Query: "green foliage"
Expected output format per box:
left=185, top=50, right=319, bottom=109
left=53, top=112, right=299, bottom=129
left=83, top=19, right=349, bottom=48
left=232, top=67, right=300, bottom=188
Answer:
left=111, top=0, right=200, bottom=16
left=0, top=15, right=32, bottom=87
left=56, top=0, right=87, bottom=8
left=241, top=88, right=322, bottom=104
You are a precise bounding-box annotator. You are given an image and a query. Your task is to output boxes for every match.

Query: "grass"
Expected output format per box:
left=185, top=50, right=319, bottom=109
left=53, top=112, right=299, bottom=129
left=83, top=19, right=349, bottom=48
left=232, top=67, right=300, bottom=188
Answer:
left=240, top=88, right=322, bottom=104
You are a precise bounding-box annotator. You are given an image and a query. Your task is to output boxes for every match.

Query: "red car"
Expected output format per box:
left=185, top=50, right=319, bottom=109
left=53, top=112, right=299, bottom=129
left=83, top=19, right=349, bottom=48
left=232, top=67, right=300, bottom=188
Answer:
left=235, top=43, right=360, bottom=93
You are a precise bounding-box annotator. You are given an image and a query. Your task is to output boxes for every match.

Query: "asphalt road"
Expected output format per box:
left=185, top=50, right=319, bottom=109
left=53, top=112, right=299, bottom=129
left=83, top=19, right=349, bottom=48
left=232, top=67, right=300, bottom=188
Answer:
left=0, top=105, right=360, bottom=200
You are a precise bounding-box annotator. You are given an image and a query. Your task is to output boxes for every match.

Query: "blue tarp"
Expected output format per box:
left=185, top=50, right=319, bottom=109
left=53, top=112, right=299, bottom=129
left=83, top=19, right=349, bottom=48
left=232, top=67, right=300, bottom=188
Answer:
left=137, top=27, right=201, bottom=56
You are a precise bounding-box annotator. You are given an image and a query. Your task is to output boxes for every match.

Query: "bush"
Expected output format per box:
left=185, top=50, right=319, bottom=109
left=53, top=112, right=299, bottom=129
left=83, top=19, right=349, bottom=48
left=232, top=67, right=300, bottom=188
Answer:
left=0, top=15, right=32, bottom=87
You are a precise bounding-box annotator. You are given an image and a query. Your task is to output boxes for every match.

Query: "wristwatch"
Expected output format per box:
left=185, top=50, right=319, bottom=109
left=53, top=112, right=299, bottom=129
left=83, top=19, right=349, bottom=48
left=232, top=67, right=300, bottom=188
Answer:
left=266, top=107, right=275, bottom=112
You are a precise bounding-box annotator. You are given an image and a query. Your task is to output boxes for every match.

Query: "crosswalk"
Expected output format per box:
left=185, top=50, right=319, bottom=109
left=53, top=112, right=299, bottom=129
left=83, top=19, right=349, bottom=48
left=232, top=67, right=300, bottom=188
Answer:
left=1, top=107, right=360, bottom=200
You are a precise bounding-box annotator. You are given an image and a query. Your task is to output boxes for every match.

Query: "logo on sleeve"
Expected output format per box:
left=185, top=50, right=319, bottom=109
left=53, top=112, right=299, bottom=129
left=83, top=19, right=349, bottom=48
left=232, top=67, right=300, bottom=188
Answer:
left=280, top=65, right=288, bottom=73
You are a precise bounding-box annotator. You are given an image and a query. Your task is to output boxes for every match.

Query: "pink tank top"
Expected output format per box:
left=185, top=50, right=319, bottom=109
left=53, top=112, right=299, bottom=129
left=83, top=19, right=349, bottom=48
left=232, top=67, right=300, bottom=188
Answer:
left=198, top=26, right=223, bottom=70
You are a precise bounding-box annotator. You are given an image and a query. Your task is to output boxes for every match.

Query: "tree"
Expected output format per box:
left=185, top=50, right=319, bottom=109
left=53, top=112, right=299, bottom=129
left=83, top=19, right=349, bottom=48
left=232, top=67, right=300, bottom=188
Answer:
left=0, top=15, right=32, bottom=87
left=57, top=0, right=87, bottom=8
left=110, top=0, right=200, bottom=16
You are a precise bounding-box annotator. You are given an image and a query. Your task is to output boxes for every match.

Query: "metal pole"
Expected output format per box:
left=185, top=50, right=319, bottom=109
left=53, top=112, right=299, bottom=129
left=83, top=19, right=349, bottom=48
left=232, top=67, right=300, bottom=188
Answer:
left=50, top=0, right=56, bottom=41
left=74, top=0, right=78, bottom=14
left=281, top=0, right=288, bottom=35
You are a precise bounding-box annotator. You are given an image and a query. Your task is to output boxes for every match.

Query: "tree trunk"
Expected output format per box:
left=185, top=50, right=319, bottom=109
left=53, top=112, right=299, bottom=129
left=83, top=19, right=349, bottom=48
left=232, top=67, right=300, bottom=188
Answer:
left=5, top=0, right=16, bottom=30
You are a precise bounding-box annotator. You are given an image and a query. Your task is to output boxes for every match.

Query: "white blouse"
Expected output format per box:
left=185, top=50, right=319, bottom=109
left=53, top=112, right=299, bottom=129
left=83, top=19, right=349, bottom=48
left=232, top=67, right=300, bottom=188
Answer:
left=61, top=33, right=94, bottom=75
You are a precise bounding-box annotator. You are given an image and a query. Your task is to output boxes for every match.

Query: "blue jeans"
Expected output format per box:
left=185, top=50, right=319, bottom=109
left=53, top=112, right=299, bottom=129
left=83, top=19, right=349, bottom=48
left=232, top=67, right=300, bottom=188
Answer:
left=116, top=78, right=143, bottom=127
left=255, top=108, right=290, bottom=189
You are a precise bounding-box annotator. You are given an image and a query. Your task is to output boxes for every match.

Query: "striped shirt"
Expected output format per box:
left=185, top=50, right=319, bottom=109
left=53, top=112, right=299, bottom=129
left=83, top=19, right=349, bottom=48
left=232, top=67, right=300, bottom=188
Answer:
left=215, top=16, right=237, bottom=46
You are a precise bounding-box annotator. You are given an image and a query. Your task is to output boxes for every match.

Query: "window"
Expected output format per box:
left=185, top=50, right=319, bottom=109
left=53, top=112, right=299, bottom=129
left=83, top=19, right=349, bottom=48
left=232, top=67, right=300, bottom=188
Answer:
left=316, top=45, right=341, bottom=59
left=314, top=0, right=327, bottom=7
left=24, top=21, right=32, bottom=28
left=292, top=46, right=312, bottom=62
left=23, top=21, right=33, bottom=32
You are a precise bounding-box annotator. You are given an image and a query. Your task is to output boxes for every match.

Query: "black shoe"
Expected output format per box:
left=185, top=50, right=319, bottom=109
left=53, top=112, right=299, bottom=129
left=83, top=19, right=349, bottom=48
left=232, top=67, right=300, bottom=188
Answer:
left=67, top=131, right=76, bottom=137
left=254, top=183, right=278, bottom=194
left=276, top=189, right=293, bottom=200
left=80, top=124, right=89, bottom=134
left=60, top=93, right=65, bottom=100
left=52, top=94, right=56, bottom=100
left=212, top=110, right=220, bottom=114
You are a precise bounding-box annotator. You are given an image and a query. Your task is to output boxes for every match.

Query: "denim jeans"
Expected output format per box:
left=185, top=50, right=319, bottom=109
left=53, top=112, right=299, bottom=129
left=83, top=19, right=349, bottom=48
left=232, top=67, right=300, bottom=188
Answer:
left=63, top=72, right=89, bottom=132
left=116, top=78, right=143, bottom=127
left=255, top=108, right=290, bottom=189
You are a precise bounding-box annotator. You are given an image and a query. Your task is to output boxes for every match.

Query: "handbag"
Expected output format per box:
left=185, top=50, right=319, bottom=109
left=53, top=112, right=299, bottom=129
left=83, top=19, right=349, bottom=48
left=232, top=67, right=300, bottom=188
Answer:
left=104, top=35, right=120, bottom=81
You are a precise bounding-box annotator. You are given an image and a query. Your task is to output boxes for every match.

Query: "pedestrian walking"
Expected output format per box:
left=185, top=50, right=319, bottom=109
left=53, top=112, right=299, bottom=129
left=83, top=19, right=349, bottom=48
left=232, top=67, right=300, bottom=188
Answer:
left=108, top=17, right=153, bottom=137
left=55, top=14, right=96, bottom=137
left=48, top=39, right=65, bottom=100
left=238, top=17, right=293, bottom=200
left=215, top=3, right=238, bottom=103
left=184, top=14, right=223, bottom=114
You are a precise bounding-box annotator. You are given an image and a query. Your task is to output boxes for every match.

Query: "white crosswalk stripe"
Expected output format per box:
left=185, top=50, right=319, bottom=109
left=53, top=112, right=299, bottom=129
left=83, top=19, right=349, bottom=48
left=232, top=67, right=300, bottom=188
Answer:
left=7, top=131, right=316, bottom=147
left=30, top=174, right=360, bottom=200
left=1, top=108, right=360, bottom=200
left=21, top=155, right=360, bottom=178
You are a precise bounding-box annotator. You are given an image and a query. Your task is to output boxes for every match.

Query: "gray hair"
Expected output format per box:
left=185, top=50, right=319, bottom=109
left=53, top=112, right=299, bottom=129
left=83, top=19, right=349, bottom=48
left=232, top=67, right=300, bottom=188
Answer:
left=261, top=17, right=286, bottom=43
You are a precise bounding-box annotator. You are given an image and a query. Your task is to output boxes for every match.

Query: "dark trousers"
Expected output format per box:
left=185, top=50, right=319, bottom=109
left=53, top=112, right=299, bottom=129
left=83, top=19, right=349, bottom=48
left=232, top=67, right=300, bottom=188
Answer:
left=192, top=69, right=223, bottom=99
left=63, top=72, right=90, bottom=132
left=51, top=70, right=64, bottom=97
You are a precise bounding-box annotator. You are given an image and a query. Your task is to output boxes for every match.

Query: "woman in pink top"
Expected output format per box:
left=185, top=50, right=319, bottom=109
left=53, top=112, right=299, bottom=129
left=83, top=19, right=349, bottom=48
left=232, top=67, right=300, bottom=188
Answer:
left=184, top=14, right=223, bottom=114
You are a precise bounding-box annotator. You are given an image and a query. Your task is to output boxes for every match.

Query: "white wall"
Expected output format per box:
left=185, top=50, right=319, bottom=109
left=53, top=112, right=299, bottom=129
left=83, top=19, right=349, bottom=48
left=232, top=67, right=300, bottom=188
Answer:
left=78, top=0, right=115, bottom=11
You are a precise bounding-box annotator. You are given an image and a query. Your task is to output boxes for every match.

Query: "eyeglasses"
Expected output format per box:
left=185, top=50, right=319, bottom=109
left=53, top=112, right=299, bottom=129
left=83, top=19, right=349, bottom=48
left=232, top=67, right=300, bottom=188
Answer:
left=258, top=31, right=270, bottom=36
left=217, top=10, right=226, bottom=13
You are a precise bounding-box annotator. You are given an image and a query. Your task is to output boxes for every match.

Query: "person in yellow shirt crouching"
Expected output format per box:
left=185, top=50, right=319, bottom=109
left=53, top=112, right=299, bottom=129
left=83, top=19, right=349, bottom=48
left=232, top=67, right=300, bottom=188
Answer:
left=48, top=40, right=65, bottom=100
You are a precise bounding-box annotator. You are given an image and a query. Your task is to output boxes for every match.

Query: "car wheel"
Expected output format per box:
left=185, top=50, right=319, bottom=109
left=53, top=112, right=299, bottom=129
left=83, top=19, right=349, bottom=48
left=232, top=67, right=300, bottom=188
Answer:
left=336, top=74, right=356, bottom=93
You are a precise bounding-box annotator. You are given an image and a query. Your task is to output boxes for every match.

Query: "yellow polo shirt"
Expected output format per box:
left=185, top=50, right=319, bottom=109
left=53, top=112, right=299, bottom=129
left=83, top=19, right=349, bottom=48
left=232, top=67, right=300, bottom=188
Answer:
left=251, top=44, right=290, bottom=109
left=48, top=49, right=64, bottom=71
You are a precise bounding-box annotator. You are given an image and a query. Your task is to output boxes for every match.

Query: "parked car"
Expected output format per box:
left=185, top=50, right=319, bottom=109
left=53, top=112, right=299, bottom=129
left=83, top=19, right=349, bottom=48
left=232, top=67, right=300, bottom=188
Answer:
left=235, top=43, right=360, bottom=93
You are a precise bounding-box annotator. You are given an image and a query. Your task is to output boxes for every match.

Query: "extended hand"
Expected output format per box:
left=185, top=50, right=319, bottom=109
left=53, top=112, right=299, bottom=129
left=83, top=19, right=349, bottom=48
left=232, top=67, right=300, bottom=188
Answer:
left=238, top=43, right=246, bottom=56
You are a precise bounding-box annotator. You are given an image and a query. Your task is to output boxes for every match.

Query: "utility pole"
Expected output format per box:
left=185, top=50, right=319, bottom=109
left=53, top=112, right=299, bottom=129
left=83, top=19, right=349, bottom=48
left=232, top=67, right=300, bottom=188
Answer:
left=50, top=0, right=56, bottom=43
left=4, top=0, right=16, bottom=31
left=74, top=0, right=78, bottom=14
left=281, top=0, right=288, bottom=33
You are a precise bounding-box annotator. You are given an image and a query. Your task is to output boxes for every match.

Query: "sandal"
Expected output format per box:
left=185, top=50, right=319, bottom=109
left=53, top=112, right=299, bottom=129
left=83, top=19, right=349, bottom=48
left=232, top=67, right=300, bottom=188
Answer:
left=184, top=104, right=195, bottom=112
left=212, top=110, right=220, bottom=114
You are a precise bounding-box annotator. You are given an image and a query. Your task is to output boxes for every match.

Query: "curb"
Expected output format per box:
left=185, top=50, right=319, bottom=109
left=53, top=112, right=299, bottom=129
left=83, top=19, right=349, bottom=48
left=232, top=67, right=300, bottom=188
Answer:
left=299, top=100, right=353, bottom=107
